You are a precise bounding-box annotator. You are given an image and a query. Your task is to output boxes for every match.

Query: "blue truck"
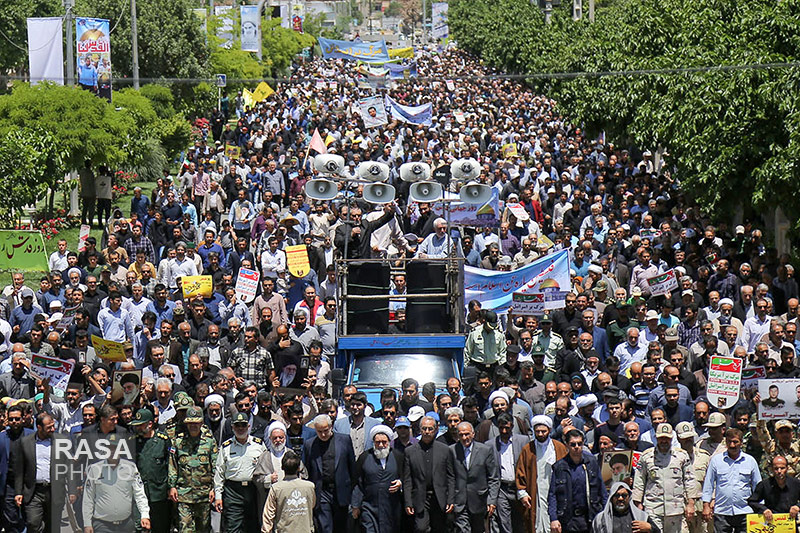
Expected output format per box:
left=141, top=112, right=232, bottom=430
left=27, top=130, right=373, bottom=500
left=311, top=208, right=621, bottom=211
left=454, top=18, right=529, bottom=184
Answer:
left=331, top=257, right=466, bottom=409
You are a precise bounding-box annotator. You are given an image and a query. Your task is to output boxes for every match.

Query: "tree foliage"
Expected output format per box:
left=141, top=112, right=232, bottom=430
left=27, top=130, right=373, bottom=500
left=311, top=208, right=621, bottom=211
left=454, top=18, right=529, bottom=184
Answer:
left=74, top=0, right=209, bottom=81
left=449, top=0, right=800, bottom=227
left=0, top=0, right=60, bottom=73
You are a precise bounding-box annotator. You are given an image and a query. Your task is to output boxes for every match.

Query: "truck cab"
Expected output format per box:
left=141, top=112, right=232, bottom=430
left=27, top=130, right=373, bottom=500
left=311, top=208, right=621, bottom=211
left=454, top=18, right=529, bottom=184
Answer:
left=332, top=257, right=465, bottom=409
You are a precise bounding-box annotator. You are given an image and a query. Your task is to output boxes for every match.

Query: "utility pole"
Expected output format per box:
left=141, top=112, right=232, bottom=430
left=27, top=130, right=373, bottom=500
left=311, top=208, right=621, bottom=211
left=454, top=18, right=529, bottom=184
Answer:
left=544, top=0, right=552, bottom=24
left=64, top=0, right=75, bottom=85
left=588, top=0, right=595, bottom=22
left=131, top=0, right=140, bottom=89
left=573, top=0, right=582, bottom=20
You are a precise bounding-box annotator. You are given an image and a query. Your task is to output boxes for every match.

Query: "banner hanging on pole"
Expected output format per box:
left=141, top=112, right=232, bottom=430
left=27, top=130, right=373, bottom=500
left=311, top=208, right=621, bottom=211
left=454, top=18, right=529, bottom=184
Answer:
left=240, top=5, right=261, bottom=52
left=27, top=18, right=64, bottom=85
left=76, top=17, right=112, bottom=101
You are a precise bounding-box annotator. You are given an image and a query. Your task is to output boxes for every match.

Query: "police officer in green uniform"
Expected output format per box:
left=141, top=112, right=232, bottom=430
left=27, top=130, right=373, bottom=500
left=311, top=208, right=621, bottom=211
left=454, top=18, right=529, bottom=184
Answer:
left=213, top=413, right=267, bottom=533
left=169, top=406, right=218, bottom=533
left=130, top=408, right=172, bottom=533
left=163, top=392, right=195, bottom=440
left=531, top=313, right=563, bottom=371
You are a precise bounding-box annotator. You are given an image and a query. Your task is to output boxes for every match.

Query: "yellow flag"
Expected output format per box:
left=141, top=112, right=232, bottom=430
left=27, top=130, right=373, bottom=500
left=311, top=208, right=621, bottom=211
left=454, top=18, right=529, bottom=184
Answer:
left=502, top=143, right=518, bottom=158
left=388, top=47, right=414, bottom=58
left=324, top=134, right=336, bottom=146
left=242, top=88, right=255, bottom=108
left=253, top=81, right=275, bottom=102
left=91, top=335, right=128, bottom=363
left=182, top=275, right=214, bottom=299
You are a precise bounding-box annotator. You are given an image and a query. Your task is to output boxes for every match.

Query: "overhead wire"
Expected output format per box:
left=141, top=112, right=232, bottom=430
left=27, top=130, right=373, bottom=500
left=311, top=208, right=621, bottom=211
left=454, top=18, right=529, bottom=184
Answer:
left=3, top=60, right=800, bottom=85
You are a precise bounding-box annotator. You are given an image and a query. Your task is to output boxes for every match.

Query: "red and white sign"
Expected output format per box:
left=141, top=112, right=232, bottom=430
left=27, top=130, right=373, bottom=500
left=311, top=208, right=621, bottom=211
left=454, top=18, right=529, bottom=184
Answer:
left=235, top=267, right=260, bottom=304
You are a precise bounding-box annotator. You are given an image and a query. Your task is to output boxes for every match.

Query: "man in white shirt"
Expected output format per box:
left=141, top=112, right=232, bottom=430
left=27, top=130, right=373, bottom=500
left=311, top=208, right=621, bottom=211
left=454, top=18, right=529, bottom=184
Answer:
left=48, top=239, right=70, bottom=272
left=167, top=242, right=198, bottom=289
left=260, top=235, right=287, bottom=278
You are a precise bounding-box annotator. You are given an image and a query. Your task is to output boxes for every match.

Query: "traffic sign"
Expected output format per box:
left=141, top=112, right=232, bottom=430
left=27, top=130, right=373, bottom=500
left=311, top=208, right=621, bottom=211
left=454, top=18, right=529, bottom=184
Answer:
left=215, top=74, right=227, bottom=88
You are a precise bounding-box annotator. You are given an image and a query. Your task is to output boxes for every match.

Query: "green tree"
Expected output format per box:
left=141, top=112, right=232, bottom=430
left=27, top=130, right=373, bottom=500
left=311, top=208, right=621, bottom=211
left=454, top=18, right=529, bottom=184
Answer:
left=74, top=0, right=210, bottom=81
left=385, top=1, right=404, bottom=18
left=449, top=0, right=800, bottom=231
left=0, top=0, right=60, bottom=73
left=261, top=18, right=316, bottom=75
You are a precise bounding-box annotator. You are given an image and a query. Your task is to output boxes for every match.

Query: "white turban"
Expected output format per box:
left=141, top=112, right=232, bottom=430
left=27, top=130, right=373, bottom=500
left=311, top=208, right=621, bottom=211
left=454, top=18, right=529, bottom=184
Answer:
left=575, top=394, right=598, bottom=409
left=588, top=264, right=603, bottom=275
left=719, top=298, right=734, bottom=307
left=204, top=394, right=225, bottom=408
left=370, top=424, right=394, bottom=441
left=267, top=420, right=287, bottom=438
left=531, top=415, right=553, bottom=430
left=488, top=390, right=509, bottom=406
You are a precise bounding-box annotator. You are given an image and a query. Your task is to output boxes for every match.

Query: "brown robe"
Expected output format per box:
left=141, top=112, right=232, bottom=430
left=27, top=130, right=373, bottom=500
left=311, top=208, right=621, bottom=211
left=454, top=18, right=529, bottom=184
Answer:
left=515, top=439, right=568, bottom=533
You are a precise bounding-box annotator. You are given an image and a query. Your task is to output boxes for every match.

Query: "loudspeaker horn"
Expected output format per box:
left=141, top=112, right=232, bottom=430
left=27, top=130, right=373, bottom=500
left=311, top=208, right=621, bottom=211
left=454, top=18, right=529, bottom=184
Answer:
left=305, top=179, right=338, bottom=201
left=409, top=181, right=443, bottom=203
left=357, top=161, right=390, bottom=182
left=399, top=162, right=431, bottom=182
left=451, top=158, right=482, bottom=181
left=313, top=154, right=345, bottom=176
left=459, top=181, right=493, bottom=205
left=363, top=183, right=396, bottom=204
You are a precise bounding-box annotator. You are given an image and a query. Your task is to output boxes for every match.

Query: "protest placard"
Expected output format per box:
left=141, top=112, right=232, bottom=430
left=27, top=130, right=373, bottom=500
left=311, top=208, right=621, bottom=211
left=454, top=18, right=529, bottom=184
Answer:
left=757, top=378, right=800, bottom=419
left=182, top=275, right=213, bottom=299
left=647, top=269, right=679, bottom=296
left=235, top=267, right=260, bottom=304
left=707, top=356, right=742, bottom=409
left=91, top=335, right=127, bottom=363
left=286, top=245, right=311, bottom=278
left=31, top=354, right=74, bottom=394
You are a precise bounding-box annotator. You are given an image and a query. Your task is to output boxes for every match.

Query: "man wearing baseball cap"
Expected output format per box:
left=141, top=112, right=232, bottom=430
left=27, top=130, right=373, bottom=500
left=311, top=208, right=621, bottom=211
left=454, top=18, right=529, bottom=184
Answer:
left=675, top=421, right=710, bottom=533
left=696, top=412, right=727, bottom=457
left=633, top=423, right=698, bottom=533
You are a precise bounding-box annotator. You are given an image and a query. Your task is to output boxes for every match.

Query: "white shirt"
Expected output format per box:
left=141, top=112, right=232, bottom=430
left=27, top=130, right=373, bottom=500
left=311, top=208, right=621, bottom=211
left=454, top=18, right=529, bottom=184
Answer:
left=35, top=438, right=51, bottom=483
left=48, top=251, right=69, bottom=272
left=260, top=249, right=287, bottom=277
left=168, top=257, right=199, bottom=288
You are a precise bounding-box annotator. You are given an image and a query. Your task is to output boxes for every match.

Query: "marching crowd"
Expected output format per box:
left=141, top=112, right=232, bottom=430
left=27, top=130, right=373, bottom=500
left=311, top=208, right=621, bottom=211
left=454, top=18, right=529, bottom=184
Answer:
left=0, top=45, right=797, bottom=533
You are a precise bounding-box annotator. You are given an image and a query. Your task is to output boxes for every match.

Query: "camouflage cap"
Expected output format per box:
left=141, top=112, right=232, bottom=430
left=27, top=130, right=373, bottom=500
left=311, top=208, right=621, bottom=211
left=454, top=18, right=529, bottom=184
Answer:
left=174, top=393, right=195, bottom=411
left=184, top=406, right=204, bottom=423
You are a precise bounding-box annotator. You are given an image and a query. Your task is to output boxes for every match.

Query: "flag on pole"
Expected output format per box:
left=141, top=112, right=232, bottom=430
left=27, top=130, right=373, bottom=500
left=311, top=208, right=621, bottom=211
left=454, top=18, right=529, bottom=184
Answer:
left=242, top=88, right=255, bottom=108
left=253, top=81, right=274, bottom=101
left=325, top=134, right=336, bottom=146
left=309, top=128, right=327, bottom=155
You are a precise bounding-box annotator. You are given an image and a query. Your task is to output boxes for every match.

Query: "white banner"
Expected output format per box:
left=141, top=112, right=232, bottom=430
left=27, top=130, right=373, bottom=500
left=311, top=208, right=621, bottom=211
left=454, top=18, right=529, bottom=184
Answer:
left=431, top=3, right=449, bottom=40
left=758, top=378, right=800, bottom=420
left=215, top=6, right=234, bottom=48
left=27, top=18, right=64, bottom=85
left=240, top=5, right=261, bottom=52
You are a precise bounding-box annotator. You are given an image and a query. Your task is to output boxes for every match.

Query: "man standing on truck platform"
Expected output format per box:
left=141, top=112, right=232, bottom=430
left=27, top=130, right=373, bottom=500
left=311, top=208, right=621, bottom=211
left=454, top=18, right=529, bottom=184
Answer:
left=465, top=310, right=507, bottom=376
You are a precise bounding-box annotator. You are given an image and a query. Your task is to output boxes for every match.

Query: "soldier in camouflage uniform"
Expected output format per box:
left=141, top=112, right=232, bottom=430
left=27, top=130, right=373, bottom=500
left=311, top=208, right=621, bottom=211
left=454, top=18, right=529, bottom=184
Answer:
left=163, top=391, right=194, bottom=440
left=755, top=417, right=800, bottom=477
left=169, top=406, right=218, bottom=533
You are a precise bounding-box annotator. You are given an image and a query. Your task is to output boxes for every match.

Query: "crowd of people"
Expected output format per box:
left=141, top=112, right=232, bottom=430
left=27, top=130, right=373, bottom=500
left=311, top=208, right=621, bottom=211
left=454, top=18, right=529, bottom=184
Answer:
left=0, top=44, right=797, bottom=533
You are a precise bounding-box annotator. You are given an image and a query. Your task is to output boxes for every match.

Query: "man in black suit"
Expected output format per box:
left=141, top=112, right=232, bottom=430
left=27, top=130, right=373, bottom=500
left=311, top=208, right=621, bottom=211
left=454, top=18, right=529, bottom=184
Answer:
left=13, top=413, right=65, bottom=533
left=447, top=421, right=499, bottom=533
left=404, top=416, right=450, bottom=532
left=491, top=413, right=529, bottom=533
left=303, top=414, right=356, bottom=533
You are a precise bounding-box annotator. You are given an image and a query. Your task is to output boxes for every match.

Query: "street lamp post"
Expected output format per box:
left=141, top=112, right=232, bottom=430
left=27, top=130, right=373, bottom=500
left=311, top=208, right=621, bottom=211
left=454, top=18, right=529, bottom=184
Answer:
left=64, top=0, right=75, bottom=86
left=131, top=0, right=140, bottom=89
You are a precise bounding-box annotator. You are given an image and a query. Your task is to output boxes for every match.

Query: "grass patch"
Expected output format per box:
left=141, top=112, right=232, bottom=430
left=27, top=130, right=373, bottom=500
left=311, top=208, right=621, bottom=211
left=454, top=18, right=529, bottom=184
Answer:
left=0, top=181, right=157, bottom=288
